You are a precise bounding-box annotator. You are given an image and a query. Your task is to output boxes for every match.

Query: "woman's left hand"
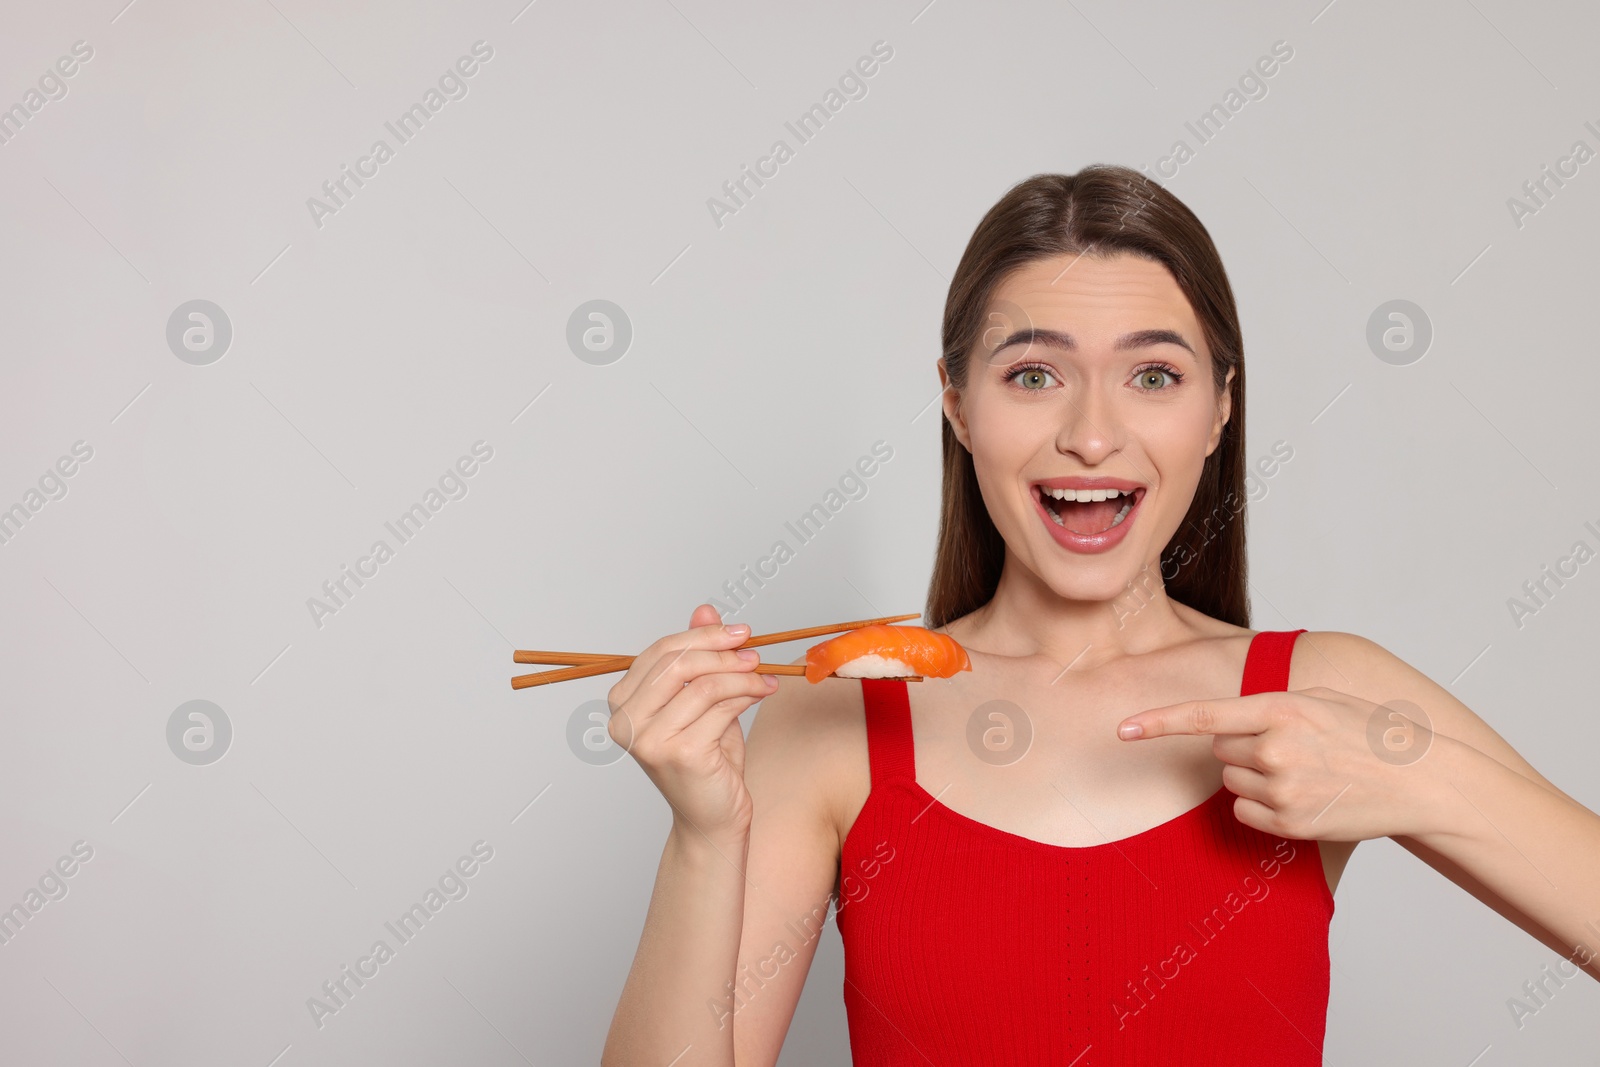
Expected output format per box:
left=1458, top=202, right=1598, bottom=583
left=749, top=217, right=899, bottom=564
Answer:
left=1116, top=687, right=1449, bottom=842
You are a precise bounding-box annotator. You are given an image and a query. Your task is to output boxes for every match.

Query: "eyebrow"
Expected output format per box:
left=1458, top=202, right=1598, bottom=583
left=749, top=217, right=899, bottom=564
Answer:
left=990, top=327, right=1196, bottom=358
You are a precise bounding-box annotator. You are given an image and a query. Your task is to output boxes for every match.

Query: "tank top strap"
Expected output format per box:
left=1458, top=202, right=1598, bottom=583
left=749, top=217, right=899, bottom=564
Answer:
left=859, top=678, right=916, bottom=786
left=1240, top=628, right=1308, bottom=695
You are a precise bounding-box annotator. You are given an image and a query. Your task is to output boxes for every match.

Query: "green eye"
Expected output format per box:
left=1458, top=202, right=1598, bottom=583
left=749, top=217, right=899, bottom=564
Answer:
left=1134, top=365, right=1184, bottom=390
left=1004, top=363, right=1057, bottom=390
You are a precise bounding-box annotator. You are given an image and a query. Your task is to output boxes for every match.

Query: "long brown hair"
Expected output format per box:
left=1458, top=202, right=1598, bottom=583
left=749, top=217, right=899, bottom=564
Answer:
left=925, top=165, right=1250, bottom=630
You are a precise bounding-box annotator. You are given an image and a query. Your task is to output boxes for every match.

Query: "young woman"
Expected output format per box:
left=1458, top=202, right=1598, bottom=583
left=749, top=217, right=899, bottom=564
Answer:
left=599, top=166, right=1600, bottom=1065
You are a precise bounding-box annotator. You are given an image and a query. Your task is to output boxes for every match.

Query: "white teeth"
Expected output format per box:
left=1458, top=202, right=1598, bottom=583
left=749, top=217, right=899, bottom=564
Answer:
left=1042, top=487, right=1134, bottom=502
left=1040, top=489, right=1136, bottom=531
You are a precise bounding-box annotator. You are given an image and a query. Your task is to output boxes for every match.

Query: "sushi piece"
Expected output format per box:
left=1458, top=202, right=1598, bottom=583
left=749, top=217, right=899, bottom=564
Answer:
left=804, top=624, right=972, bottom=683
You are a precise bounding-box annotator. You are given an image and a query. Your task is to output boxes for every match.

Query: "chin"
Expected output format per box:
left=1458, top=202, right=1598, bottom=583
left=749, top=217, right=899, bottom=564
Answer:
left=1012, top=540, right=1144, bottom=604
left=1042, top=566, right=1139, bottom=606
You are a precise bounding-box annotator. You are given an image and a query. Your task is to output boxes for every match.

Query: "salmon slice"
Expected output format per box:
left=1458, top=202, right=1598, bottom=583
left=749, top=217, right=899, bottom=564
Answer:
left=803, top=624, right=972, bottom=683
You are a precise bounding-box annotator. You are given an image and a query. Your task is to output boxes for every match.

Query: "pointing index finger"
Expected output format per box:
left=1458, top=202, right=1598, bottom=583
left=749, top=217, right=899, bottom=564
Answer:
left=1117, top=693, right=1275, bottom=740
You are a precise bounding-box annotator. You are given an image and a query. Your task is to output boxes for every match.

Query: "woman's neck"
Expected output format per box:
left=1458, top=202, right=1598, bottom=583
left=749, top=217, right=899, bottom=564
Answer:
left=943, top=552, right=1200, bottom=669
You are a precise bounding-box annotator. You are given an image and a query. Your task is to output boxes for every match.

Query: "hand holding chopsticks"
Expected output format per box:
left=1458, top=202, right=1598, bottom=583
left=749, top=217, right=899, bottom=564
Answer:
left=510, top=612, right=922, bottom=689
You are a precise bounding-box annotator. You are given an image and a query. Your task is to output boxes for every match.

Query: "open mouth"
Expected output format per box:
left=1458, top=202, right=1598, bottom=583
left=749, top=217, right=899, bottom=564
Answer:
left=1034, top=485, right=1143, bottom=536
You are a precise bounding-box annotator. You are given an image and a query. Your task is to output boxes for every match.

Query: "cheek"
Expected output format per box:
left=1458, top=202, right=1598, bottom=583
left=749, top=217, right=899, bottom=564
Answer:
left=961, top=402, right=1049, bottom=529
left=964, top=387, right=1052, bottom=450
left=1145, top=413, right=1212, bottom=469
left=1161, top=401, right=1221, bottom=462
left=1138, top=404, right=1219, bottom=512
left=965, top=402, right=1050, bottom=485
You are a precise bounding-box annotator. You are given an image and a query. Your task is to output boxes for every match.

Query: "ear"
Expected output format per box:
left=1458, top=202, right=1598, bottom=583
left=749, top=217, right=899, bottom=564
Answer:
left=1205, top=364, right=1235, bottom=457
left=937, top=359, right=972, bottom=452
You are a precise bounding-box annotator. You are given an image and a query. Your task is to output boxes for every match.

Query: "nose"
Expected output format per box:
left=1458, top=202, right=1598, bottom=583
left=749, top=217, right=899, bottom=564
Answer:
left=1054, top=380, right=1122, bottom=465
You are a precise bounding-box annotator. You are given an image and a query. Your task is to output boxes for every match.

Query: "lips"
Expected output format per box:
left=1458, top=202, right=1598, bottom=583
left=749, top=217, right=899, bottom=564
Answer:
left=1031, top=482, right=1145, bottom=554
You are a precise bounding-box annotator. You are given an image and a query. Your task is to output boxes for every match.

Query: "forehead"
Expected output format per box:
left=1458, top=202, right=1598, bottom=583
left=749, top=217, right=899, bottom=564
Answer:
left=990, top=252, right=1205, bottom=354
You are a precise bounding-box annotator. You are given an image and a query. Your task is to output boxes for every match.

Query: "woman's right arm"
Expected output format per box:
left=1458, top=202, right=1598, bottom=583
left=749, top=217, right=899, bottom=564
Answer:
left=600, top=605, right=846, bottom=1067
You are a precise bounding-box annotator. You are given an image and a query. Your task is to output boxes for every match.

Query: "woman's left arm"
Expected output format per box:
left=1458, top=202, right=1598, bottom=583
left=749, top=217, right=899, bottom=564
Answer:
left=1391, top=731, right=1600, bottom=981
left=1119, top=630, right=1600, bottom=982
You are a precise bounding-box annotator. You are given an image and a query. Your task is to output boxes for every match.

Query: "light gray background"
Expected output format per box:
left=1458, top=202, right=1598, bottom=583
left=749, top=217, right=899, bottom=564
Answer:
left=2, top=0, right=1597, bottom=1063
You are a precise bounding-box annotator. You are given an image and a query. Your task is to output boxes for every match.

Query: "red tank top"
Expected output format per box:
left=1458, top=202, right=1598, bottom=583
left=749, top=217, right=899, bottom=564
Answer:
left=835, top=629, right=1333, bottom=1064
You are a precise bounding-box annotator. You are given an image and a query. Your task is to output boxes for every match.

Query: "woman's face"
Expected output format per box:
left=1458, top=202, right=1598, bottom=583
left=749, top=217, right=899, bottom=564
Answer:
left=940, top=251, right=1233, bottom=604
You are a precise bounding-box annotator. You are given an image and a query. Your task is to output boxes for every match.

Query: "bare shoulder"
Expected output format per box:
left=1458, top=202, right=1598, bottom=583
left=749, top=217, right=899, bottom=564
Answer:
left=1162, top=603, right=1258, bottom=681
left=1287, top=630, right=1579, bottom=805
left=743, top=655, right=871, bottom=853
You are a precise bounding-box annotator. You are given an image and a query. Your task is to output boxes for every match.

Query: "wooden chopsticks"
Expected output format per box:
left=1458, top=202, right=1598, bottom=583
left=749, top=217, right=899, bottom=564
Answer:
left=510, top=612, right=922, bottom=690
